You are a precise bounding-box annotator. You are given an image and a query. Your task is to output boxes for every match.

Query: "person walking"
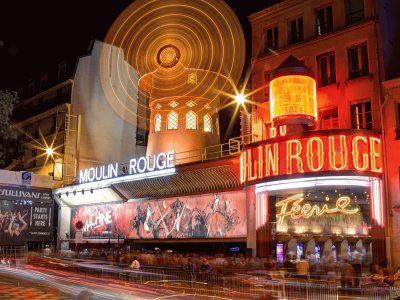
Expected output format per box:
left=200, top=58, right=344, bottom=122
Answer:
left=184, top=257, right=196, bottom=283
left=129, top=256, right=141, bottom=281
left=341, top=259, right=354, bottom=295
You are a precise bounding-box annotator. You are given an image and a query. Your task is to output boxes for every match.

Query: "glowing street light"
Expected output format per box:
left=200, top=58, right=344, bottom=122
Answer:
left=46, top=147, right=54, bottom=156
left=234, top=93, right=246, bottom=105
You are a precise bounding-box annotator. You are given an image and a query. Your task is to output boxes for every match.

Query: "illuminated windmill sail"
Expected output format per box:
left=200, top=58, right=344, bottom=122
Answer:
left=102, top=0, right=245, bottom=163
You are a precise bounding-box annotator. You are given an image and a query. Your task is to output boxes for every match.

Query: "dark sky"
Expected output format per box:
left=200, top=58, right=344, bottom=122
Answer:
left=0, top=0, right=280, bottom=91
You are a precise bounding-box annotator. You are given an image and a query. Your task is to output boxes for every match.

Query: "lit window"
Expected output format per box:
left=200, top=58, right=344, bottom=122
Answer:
left=316, top=5, right=333, bottom=36
left=155, top=103, right=162, bottom=109
left=204, top=103, right=211, bottom=110
left=204, top=114, right=212, bottom=132
left=186, top=100, right=196, bottom=108
left=351, top=101, right=372, bottom=130
left=168, top=111, right=178, bottom=130
left=185, top=111, right=197, bottom=130
left=154, top=114, right=162, bottom=132
left=169, top=101, right=178, bottom=108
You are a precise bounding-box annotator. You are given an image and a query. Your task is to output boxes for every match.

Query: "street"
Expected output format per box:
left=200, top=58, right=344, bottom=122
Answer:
left=0, top=263, right=224, bottom=300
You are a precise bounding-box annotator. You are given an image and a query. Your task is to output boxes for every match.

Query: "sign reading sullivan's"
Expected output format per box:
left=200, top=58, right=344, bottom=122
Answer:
left=240, top=130, right=382, bottom=183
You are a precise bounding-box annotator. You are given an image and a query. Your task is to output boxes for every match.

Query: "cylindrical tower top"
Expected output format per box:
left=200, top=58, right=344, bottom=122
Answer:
left=270, top=55, right=317, bottom=126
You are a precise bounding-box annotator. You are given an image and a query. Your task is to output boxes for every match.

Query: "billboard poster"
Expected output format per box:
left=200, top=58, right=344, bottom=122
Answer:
left=0, top=200, right=53, bottom=245
left=70, top=191, right=247, bottom=240
left=70, top=204, right=124, bottom=239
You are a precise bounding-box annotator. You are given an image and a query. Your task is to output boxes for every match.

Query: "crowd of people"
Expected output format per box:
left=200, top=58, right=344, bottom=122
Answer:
left=59, top=246, right=400, bottom=290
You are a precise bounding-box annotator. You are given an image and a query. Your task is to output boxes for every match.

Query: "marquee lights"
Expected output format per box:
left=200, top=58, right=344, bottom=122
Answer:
left=240, top=132, right=382, bottom=183
left=276, top=193, right=359, bottom=226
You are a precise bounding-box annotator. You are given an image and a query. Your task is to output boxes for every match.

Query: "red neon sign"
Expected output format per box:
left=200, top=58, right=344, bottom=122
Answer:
left=240, top=131, right=382, bottom=183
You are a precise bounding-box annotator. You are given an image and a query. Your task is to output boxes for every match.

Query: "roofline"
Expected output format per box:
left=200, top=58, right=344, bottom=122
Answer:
left=248, top=0, right=307, bottom=23
left=15, top=79, right=73, bottom=108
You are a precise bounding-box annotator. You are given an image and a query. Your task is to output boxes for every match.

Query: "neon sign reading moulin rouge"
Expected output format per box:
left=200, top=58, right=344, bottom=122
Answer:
left=240, top=132, right=382, bottom=183
left=276, top=193, right=359, bottom=226
left=79, top=151, right=175, bottom=184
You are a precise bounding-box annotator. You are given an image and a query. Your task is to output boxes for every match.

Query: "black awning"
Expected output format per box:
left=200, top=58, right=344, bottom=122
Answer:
left=112, top=164, right=241, bottom=200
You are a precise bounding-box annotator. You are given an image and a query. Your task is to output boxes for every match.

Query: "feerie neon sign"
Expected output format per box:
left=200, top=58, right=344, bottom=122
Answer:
left=79, top=151, right=175, bottom=184
left=276, top=193, right=359, bottom=225
left=240, top=131, right=382, bottom=183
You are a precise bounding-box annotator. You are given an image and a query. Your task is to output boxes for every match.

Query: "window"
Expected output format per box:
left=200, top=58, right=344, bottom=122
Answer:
left=264, top=71, right=272, bottom=102
left=348, top=43, right=369, bottom=79
left=320, top=107, right=339, bottom=130
left=264, top=26, right=278, bottom=52
left=169, top=101, right=178, bottom=108
left=185, top=111, right=197, bottom=130
left=40, top=72, right=48, bottom=90
left=351, top=101, right=372, bottom=130
left=345, top=0, right=364, bottom=25
left=316, top=5, right=333, bottom=36
left=204, top=114, right=212, bottom=132
left=167, top=111, right=178, bottom=130
left=317, top=52, right=336, bottom=87
left=288, top=16, right=303, bottom=45
left=396, top=103, right=400, bottom=139
left=58, top=62, right=67, bottom=80
left=154, top=113, right=162, bottom=132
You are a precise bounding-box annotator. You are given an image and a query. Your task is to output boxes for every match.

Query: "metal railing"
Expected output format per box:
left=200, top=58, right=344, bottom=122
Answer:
left=27, top=257, right=345, bottom=299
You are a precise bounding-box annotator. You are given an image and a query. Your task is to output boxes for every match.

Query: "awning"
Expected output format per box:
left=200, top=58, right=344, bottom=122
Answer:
left=112, top=164, right=241, bottom=200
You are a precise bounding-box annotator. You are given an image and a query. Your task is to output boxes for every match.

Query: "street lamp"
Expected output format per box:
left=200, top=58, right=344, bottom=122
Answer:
left=234, top=92, right=246, bottom=105
left=46, top=147, right=54, bottom=156
left=46, top=147, right=63, bottom=181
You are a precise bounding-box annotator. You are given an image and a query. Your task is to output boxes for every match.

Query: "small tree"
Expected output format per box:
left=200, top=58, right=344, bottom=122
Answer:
left=0, top=90, right=21, bottom=168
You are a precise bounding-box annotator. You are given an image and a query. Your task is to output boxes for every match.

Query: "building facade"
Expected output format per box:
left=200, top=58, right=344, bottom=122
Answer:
left=248, top=0, right=398, bottom=269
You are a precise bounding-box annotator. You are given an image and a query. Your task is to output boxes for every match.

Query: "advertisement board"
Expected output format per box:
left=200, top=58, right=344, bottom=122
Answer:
left=0, top=200, right=53, bottom=245
left=70, top=190, right=247, bottom=240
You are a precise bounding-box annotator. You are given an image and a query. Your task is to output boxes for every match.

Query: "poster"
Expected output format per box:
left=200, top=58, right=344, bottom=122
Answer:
left=70, top=191, right=247, bottom=240
left=0, top=200, right=53, bottom=245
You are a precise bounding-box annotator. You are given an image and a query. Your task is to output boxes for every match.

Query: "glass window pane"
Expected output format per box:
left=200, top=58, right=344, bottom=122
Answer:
left=204, top=114, right=212, bottom=132
left=185, top=111, right=197, bottom=130
left=168, top=111, right=178, bottom=130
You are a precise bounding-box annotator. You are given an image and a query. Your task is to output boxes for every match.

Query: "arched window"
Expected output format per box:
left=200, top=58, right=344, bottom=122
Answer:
left=203, top=114, right=212, bottom=132
left=185, top=111, right=197, bottom=130
left=167, top=111, right=178, bottom=130
left=154, top=114, right=162, bottom=132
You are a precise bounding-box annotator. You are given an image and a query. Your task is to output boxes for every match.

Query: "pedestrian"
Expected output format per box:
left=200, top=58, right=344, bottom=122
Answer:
left=341, top=259, right=354, bottom=295
left=284, top=254, right=296, bottom=278
left=198, top=257, right=212, bottom=282
left=129, top=256, right=141, bottom=281
left=296, top=254, right=309, bottom=279
left=184, top=257, right=196, bottom=283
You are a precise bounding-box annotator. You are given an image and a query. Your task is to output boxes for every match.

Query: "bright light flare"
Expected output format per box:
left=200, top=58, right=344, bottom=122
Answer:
left=234, top=93, right=246, bottom=105
left=46, top=147, right=54, bottom=156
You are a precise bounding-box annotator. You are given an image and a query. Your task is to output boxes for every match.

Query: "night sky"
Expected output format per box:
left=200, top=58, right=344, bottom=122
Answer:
left=0, top=0, right=282, bottom=91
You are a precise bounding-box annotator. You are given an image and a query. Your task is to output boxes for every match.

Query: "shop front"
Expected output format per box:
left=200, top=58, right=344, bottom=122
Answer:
left=240, top=128, right=385, bottom=268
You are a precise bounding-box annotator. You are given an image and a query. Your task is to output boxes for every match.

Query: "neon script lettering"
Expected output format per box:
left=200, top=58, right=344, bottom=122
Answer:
left=275, top=193, right=359, bottom=226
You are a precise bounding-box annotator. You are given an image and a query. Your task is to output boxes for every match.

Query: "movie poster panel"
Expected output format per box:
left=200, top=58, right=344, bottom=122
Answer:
left=70, top=204, right=125, bottom=239
left=124, top=191, right=247, bottom=239
left=0, top=200, right=53, bottom=245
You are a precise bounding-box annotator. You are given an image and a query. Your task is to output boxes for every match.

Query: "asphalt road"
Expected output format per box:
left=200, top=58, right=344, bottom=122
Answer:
left=0, top=264, right=221, bottom=300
